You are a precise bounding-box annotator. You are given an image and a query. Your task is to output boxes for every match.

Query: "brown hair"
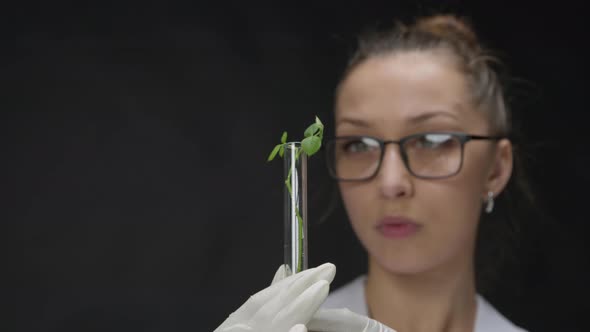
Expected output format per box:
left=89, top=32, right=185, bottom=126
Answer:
left=339, top=14, right=510, bottom=136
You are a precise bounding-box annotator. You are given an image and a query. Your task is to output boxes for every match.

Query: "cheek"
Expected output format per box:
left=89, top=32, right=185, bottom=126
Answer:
left=338, top=183, right=376, bottom=226
left=426, top=156, right=489, bottom=241
left=425, top=182, right=481, bottom=239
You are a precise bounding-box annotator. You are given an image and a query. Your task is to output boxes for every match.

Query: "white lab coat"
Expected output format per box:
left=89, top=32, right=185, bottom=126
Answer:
left=321, top=275, right=527, bottom=332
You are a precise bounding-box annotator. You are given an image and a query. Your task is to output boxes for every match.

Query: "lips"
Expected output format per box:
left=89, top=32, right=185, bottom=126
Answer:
left=376, top=216, right=421, bottom=238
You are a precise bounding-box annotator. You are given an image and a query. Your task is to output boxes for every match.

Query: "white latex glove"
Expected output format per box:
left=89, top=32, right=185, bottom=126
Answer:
left=271, top=264, right=396, bottom=332
left=214, top=263, right=336, bottom=332
left=308, top=308, right=396, bottom=332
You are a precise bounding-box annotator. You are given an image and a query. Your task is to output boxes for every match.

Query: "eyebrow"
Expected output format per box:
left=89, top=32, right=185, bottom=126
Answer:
left=337, top=111, right=459, bottom=128
left=407, top=111, right=459, bottom=124
left=336, top=117, right=371, bottom=127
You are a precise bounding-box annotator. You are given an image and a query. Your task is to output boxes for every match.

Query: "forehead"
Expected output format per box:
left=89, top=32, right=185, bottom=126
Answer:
left=336, top=51, right=486, bottom=132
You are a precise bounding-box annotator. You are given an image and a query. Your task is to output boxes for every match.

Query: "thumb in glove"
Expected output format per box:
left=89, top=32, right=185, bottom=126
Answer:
left=308, top=308, right=397, bottom=332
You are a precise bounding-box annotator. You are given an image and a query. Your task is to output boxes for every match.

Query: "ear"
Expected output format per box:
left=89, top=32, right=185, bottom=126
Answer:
left=485, top=139, right=513, bottom=196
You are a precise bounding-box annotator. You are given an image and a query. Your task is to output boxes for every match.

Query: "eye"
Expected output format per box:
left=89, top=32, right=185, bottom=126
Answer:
left=415, top=133, right=455, bottom=149
left=341, top=137, right=380, bottom=153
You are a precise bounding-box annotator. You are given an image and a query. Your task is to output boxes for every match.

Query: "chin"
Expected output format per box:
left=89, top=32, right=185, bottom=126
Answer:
left=368, top=245, right=445, bottom=276
left=375, top=256, right=435, bottom=275
left=369, top=240, right=472, bottom=278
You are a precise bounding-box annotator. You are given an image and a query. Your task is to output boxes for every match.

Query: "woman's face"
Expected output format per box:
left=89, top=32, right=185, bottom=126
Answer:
left=335, top=51, right=512, bottom=275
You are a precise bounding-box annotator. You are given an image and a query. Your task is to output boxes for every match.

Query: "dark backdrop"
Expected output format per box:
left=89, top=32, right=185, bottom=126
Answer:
left=7, top=1, right=589, bottom=331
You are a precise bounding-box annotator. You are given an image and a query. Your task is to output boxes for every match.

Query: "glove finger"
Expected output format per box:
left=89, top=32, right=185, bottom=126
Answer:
left=272, top=279, right=329, bottom=329
left=224, top=263, right=335, bottom=326
left=249, top=263, right=335, bottom=325
left=271, top=264, right=289, bottom=285
left=218, top=280, right=327, bottom=332
left=254, top=262, right=334, bottom=309
left=218, top=272, right=304, bottom=328
left=216, top=323, right=252, bottom=332
left=307, top=308, right=366, bottom=331
left=272, top=263, right=334, bottom=309
left=289, top=324, right=308, bottom=332
left=308, top=308, right=397, bottom=332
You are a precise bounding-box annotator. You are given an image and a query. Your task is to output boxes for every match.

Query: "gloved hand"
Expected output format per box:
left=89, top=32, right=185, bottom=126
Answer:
left=271, top=265, right=397, bottom=332
left=214, top=263, right=336, bottom=332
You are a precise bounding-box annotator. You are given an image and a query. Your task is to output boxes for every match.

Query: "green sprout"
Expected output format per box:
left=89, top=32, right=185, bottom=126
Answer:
left=267, top=116, right=324, bottom=162
left=267, top=116, right=324, bottom=273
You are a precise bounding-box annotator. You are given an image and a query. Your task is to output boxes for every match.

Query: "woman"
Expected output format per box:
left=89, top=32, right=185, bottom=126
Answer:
left=215, top=13, right=528, bottom=332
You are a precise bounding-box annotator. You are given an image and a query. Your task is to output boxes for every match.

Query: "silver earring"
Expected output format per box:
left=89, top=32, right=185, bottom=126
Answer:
left=485, top=191, right=495, bottom=213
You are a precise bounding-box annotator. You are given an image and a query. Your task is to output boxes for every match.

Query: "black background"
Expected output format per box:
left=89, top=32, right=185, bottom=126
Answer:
left=7, top=1, right=589, bottom=331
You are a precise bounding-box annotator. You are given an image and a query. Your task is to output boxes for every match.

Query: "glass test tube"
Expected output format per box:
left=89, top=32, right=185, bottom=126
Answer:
left=283, top=142, right=308, bottom=276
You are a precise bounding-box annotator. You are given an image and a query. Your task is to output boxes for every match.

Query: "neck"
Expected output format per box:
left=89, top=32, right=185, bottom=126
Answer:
left=365, top=257, right=477, bottom=332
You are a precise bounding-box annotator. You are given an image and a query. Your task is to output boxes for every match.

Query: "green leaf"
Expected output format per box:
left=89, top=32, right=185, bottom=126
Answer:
left=304, top=123, right=320, bottom=138
left=281, top=131, right=288, bottom=144
left=279, top=145, right=285, bottom=157
left=315, top=116, right=323, bottom=126
left=301, top=136, right=321, bottom=156
left=267, top=144, right=282, bottom=161
left=308, top=116, right=324, bottom=140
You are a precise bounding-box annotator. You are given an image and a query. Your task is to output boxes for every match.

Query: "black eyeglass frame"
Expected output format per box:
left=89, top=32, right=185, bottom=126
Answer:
left=325, top=132, right=507, bottom=181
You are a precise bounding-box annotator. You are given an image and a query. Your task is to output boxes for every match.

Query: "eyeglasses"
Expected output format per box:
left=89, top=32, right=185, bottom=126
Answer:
left=325, top=132, right=505, bottom=181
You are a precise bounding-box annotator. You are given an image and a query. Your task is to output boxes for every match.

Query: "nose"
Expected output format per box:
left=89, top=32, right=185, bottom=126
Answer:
left=376, top=144, right=413, bottom=198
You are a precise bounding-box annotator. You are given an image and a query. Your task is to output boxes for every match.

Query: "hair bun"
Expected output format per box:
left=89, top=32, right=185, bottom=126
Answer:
left=413, top=14, right=480, bottom=50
